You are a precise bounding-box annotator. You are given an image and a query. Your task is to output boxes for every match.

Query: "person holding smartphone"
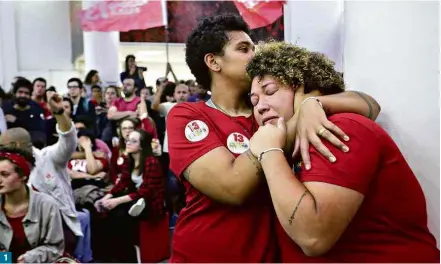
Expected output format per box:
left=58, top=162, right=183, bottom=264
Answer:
left=120, top=55, right=147, bottom=91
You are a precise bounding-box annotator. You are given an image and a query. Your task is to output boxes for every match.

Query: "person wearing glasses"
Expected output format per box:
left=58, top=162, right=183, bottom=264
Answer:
left=66, top=78, right=96, bottom=133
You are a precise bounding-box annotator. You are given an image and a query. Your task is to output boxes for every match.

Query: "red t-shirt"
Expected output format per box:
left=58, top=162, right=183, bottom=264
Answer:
left=2, top=199, right=32, bottom=263
left=111, top=96, right=140, bottom=112
left=36, top=100, right=51, bottom=119
left=167, top=102, right=277, bottom=263
left=277, top=113, right=439, bottom=263
left=68, top=155, right=109, bottom=173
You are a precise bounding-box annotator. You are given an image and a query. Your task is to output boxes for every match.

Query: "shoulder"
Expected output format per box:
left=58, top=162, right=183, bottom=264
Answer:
left=32, top=190, right=59, bottom=209
left=169, top=102, right=206, bottom=116
left=328, top=113, right=380, bottom=136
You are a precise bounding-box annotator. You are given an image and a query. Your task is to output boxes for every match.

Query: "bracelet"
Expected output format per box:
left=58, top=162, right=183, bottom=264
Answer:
left=301, top=97, right=323, bottom=109
left=258, top=148, right=284, bottom=162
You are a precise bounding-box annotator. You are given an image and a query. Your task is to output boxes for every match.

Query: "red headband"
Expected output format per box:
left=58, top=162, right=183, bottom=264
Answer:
left=0, top=152, right=31, bottom=176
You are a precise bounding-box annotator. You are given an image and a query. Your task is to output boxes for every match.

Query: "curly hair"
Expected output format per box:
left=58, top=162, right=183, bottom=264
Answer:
left=246, top=41, right=345, bottom=95
left=13, top=78, right=33, bottom=95
left=0, top=147, right=35, bottom=177
left=185, top=13, right=251, bottom=90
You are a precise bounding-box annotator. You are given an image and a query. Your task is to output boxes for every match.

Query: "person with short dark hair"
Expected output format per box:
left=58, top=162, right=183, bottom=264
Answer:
left=3, top=78, right=46, bottom=146
left=247, top=41, right=439, bottom=263
left=83, top=70, right=103, bottom=98
left=167, top=14, right=382, bottom=262
left=107, top=77, right=140, bottom=122
left=67, top=77, right=96, bottom=133
left=31, top=77, right=50, bottom=118
left=187, top=82, right=210, bottom=102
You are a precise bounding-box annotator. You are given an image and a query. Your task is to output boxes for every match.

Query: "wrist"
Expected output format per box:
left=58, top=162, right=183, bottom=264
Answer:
left=51, top=108, right=65, bottom=116
left=258, top=147, right=284, bottom=162
left=260, top=149, right=285, bottom=166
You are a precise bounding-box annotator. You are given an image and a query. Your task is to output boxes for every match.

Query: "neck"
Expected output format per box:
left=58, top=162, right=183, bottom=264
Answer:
left=14, top=104, right=30, bottom=111
left=32, top=95, right=43, bottom=102
left=210, top=77, right=252, bottom=117
left=124, top=94, right=135, bottom=102
left=71, top=96, right=80, bottom=105
left=5, top=184, right=28, bottom=206
left=132, top=152, right=140, bottom=168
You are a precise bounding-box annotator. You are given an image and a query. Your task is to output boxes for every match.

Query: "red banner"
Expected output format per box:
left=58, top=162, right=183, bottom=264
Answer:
left=233, top=0, right=284, bottom=29
left=81, top=0, right=166, bottom=32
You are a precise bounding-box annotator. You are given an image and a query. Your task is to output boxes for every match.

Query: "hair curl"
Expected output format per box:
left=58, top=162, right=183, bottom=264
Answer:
left=185, top=13, right=250, bottom=90
left=246, top=41, right=345, bottom=95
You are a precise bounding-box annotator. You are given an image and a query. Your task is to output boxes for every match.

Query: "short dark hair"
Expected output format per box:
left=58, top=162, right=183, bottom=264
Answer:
left=46, top=86, right=57, bottom=93
left=247, top=41, right=345, bottom=96
left=13, top=78, right=33, bottom=95
left=91, top=85, right=102, bottom=92
left=185, top=13, right=250, bottom=89
left=62, top=96, right=74, bottom=116
left=67, top=77, right=83, bottom=89
left=32, top=77, right=47, bottom=87
left=123, top=77, right=136, bottom=88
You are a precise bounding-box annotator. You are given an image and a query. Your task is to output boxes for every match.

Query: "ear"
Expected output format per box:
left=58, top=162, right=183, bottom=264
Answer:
left=204, top=53, right=221, bottom=72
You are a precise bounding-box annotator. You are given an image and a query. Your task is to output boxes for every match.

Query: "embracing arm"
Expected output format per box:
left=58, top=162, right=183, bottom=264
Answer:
left=320, top=91, right=381, bottom=121
left=183, top=148, right=263, bottom=205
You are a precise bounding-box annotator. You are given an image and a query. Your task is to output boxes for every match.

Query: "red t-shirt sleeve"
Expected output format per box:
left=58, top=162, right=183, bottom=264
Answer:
left=141, top=117, right=158, bottom=139
left=300, top=114, right=381, bottom=195
left=167, top=103, right=224, bottom=179
left=111, top=98, right=120, bottom=109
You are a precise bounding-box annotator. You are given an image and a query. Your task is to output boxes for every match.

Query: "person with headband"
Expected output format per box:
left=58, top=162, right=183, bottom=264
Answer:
left=0, top=147, right=64, bottom=263
left=247, top=41, right=439, bottom=262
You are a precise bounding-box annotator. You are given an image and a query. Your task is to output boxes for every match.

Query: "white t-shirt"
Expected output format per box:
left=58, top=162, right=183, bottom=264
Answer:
left=131, top=173, right=143, bottom=189
left=159, top=102, right=177, bottom=153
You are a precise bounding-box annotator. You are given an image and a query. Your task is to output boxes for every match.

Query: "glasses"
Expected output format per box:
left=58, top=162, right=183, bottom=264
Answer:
left=125, top=139, right=139, bottom=145
left=121, top=127, right=134, bottom=131
left=68, top=86, right=80, bottom=89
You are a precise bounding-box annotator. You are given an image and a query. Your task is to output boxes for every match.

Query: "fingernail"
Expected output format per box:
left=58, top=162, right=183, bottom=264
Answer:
left=305, top=164, right=311, bottom=170
left=342, top=146, right=349, bottom=152
left=329, top=156, right=337, bottom=162
left=344, top=136, right=350, bottom=141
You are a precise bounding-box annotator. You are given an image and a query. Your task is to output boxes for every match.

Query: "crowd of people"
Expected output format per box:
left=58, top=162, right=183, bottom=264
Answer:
left=0, top=12, right=439, bottom=263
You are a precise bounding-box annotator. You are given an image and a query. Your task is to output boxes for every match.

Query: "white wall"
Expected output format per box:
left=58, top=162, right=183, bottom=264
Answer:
left=0, top=1, right=78, bottom=94
left=344, top=1, right=440, bottom=245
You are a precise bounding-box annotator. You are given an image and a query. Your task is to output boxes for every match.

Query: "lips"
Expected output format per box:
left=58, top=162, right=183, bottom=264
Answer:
left=262, top=116, right=279, bottom=126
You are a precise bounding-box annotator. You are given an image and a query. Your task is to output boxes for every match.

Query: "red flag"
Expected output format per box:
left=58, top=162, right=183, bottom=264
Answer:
left=233, top=0, right=285, bottom=29
left=80, top=0, right=167, bottom=32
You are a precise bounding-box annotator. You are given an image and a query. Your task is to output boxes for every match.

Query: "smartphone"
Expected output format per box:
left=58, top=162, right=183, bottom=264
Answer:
left=138, top=66, right=147, bottom=71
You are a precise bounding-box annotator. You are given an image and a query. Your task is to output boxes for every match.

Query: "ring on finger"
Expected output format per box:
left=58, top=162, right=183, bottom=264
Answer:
left=317, top=127, right=327, bottom=137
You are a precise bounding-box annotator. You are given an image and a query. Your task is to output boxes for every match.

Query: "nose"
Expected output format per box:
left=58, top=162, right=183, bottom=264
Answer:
left=256, top=101, right=270, bottom=115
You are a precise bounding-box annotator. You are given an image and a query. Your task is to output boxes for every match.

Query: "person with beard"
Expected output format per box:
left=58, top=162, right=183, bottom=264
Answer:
left=67, top=78, right=96, bottom=133
left=107, top=77, right=140, bottom=122
left=3, top=78, right=46, bottom=146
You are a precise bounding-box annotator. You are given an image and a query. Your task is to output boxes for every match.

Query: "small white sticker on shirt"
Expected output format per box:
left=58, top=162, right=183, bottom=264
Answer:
left=185, top=120, right=209, bottom=142
left=117, top=157, right=124, bottom=165
left=227, top=132, right=250, bottom=154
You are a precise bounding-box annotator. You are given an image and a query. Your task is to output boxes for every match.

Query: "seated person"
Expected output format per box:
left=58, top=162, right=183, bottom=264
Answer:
left=246, top=41, right=440, bottom=263
left=0, top=147, right=64, bottom=263
left=95, top=129, right=165, bottom=262
left=68, top=128, right=109, bottom=190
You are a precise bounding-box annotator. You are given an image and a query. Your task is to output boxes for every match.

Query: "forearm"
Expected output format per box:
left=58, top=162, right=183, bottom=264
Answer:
left=223, top=150, right=263, bottom=203
left=84, top=148, right=100, bottom=174
left=319, top=91, right=381, bottom=120
left=53, top=113, right=71, bottom=132
left=108, top=111, right=134, bottom=121
left=114, top=195, right=133, bottom=205
left=261, top=151, right=323, bottom=255
left=151, top=89, right=164, bottom=110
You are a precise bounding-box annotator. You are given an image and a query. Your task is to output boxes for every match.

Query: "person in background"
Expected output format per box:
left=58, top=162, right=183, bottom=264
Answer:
left=0, top=90, right=81, bottom=257
left=31, top=78, right=50, bottom=119
left=107, top=78, right=140, bottom=122
left=0, top=86, right=6, bottom=134
left=83, top=70, right=102, bottom=98
left=0, top=147, right=64, bottom=263
left=98, top=86, right=119, bottom=147
left=167, top=13, right=382, bottom=262
left=95, top=129, right=165, bottom=262
left=152, top=82, right=189, bottom=227
left=140, top=86, right=154, bottom=102
left=3, top=78, right=46, bottom=147
left=187, top=82, right=211, bottom=102
left=90, top=85, right=104, bottom=108
left=67, top=77, right=97, bottom=133
left=185, top=79, right=197, bottom=97
left=247, top=41, right=440, bottom=263
left=120, top=55, right=146, bottom=92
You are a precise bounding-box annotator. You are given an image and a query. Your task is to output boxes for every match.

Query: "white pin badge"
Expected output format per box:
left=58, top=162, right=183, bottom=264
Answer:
left=227, top=132, right=250, bottom=154
left=117, top=157, right=124, bottom=165
left=185, top=120, right=209, bottom=142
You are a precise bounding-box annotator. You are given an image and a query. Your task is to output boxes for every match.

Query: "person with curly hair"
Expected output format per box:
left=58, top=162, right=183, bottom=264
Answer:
left=166, top=14, right=383, bottom=262
left=0, top=147, right=64, bottom=263
left=247, top=41, right=440, bottom=262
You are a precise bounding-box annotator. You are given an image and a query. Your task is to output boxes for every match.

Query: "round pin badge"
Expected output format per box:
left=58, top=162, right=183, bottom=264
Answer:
left=117, top=157, right=124, bottom=165
left=185, top=120, right=209, bottom=142
left=226, top=132, right=250, bottom=154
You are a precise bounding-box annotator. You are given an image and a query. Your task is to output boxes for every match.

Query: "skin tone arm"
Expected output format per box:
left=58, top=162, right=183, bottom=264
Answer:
left=151, top=82, right=166, bottom=113
left=182, top=91, right=376, bottom=205
left=46, top=91, right=71, bottom=132
left=107, top=106, right=137, bottom=121
left=78, top=137, right=103, bottom=175
left=250, top=118, right=364, bottom=257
